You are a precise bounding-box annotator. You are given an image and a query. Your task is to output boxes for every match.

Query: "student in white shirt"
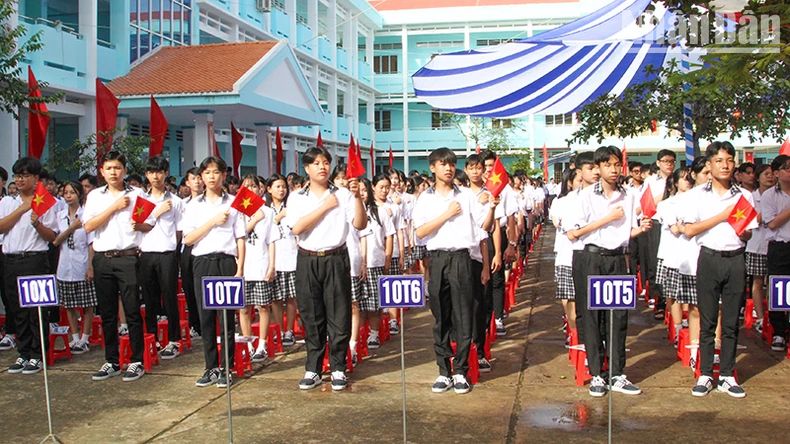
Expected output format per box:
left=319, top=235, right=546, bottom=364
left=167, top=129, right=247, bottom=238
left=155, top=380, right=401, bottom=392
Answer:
left=137, top=156, right=185, bottom=360
left=0, top=157, right=59, bottom=375
left=763, top=155, right=790, bottom=351
left=183, top=156, right=247, bottom=389
left=681, top=141, right=756, bottom=398
left=285, top=147, right=366, bottom=392
left=84, top=151, right=149, bottom=382
left=414, top=148, right=496, bottom=394
left=265, top=174, right=298, bottom=347
left=180, top=167, right=204, bottom=338
left=745, top=164, right=774, bottom=336
left=52, top=181, right=97, bottom=355
left=551, top=168, right=582, bottom=345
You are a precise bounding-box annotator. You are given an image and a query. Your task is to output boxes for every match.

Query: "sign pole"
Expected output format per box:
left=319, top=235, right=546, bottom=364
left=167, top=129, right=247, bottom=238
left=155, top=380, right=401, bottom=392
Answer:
left=223, top=309, right=234, bottom=444
left=399, top=307, right=407, bottom=444
left=37, top=306, right=60, bottom=444
left=608, top=309, right=613, bottom=444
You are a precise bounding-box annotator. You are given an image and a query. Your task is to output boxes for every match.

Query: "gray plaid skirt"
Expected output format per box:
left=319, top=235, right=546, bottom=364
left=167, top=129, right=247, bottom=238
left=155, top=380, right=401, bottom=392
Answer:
left=746, top=252, right=767, bottom=277
left=656, top=259, right=680, bottom=300
left=58, top=280, right=97, bottom=309
left=351, top=275, right=365, bottom=303
left=389, top=256, right=403, bottom=276
left=677, top=273, right=698, bottom=305
left=412, top=245, right=428, bottom=260
left=275, top=271, right=297, bottom=300
left=554, top=265, right=575, bottom=300
left=246, top=280, right=276, bottom=306
left=360, top=266, right=385, bottom=312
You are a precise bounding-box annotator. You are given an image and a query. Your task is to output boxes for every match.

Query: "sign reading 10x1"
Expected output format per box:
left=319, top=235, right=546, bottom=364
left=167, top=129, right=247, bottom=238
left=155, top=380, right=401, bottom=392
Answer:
left=17, top=275, right=59, bottom=308
left=378, top=276, right=425, bottom=309
left=769, top=276, right=790, bottom=311
left=587, top=275, right=637, bottom=310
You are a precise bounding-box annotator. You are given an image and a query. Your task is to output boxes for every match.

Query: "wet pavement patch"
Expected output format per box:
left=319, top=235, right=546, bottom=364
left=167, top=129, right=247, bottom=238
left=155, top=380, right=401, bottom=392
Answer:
left=520, top=403, right=650, bottom=432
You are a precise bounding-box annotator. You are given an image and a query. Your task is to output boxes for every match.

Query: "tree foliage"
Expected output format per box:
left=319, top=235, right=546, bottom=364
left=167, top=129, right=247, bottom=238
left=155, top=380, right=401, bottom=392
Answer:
left=46, top=129, right=151, bottom=180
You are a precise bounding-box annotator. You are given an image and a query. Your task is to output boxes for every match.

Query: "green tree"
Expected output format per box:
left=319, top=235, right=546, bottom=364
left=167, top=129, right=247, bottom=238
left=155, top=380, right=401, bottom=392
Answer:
left=46, top=128, right=151, bottom=180
left=1, top=0, right=62, bottom=118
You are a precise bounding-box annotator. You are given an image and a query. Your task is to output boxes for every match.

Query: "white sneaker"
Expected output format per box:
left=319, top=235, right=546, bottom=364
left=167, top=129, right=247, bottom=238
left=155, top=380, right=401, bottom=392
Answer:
left=718, top=376, right=746, bottom=398
left=691, top=375, right=714, bottom=397
left=331, top=371, right=348, bottom=391
left=611, top=375, right=641, bottom=395
left=771, top=336, right=787, bottom=352
left=0, top=335, right=16, bottom=351
left=754, top=319, right=763, bottom=334
left=452, top=374, right=471, bottom=394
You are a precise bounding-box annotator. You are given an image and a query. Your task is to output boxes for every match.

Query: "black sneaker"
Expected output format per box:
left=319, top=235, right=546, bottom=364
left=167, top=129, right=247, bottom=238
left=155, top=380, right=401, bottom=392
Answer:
left=71, top=341, right=89, bottom=355
left=611, top=375, right=641, bottom=395
left=92, top=362, right=121, bottom=381
left=331, top=371, right=348, bottom=391
left=478, top=358, right=492, bottom=373
left=389, top=319, right=400, bottom=335
left=196, top=368, right=220, bottom=387
left=432, top=375, right=452, bottom=393
left=589, top=375, right=608, bottom=397
left=0, top=335, right=16, bottom=351
left=122, top=362, right=145, bottom=382
left=251, top=348, right=267, bottom=363
left=691, top=375, right=714, bottom=397
left=160, top=342, right=180, bottom=360
left=718, top=376, right=746, bottom=398
left=22, top=358, right=43, bottom=375
left=771, top=336, right=786, bottom=352
left=299, top=371, right=322, bottom=390
left=217, top=369, right=232, bottom=388
left=367, top=336, right=381, bottom=349
left=495, top=319, right=507, bottom=337
left=8, top=357, right=28, bottom=374
left=452, top=374, right=471, bottom=394
left=282, top=331, right=295, bottom=347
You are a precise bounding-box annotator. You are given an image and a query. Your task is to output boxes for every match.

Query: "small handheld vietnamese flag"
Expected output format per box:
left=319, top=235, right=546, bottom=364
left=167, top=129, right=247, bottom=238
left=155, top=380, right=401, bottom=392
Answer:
left=131, top=196, right=156, bottom=224
left=31, top=182, right=57, bottom=217
left=346, top=142, right=366, bottom=179
left=231, top=186, right=265, bottom=218
left=640, top=184, right=657, bottom=219
left=485, top=157, right=508, bottom=198
left=780, top=137, right=790, bottom=156
left=728, top=195, right=757, bottom=237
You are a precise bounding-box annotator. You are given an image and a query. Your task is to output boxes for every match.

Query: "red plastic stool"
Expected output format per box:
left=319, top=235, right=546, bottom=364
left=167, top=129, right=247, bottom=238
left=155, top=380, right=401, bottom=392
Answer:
left=358, top=325, right=369, bottom=358
left=266, top=324, right=283, bottom=357
left=450, top=342, right=479, bottom=385
left=676, top=328, right=691, bottom=366
left=380, top=313, right=391, bottom=343
left=89, top=315, right=104, bottom=347
left=575, top=350, right=592, bottom=386
left=218, top=341, right=251, bottom=378
left=484, top=330, right=493, bottom=361
left=157, top=320, right=169, bottom=346
left=507, top=278, right=516, bottom=308
left=744, top=299, right=755, bottom=329
left=177, top=294, right=188, bottom=321
left=488, top=315, right=497, bottom=344
left=119, top=333, right=158, bottom=371
left=0, top=315, right=5, bottom=331
left=178, top=320, right=192, bottom=352
left=47, top=330, right=72, bottom=366
left=504, top=282, right=513, bottom=314
left=177, top=278, right=183, bottom=294
left=761, top=311, right=774, bottom=343
left=322, top=343, right=354, bottom=373
left=292, top=311, right=305, bottom=338
left=567, top=328, right=580, bottom=367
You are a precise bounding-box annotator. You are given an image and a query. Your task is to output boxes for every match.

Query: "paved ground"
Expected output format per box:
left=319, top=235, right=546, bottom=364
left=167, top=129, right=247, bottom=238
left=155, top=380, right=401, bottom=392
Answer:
left=2, top=230, right=790, bottom=443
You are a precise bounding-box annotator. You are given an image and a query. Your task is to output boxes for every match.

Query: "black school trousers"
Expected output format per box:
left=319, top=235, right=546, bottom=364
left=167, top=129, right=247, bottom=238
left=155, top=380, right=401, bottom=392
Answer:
left=295, top=248, right=352, bottom=375
left=0, top=252, right=13, bottom=335
left=486, top=226, right=508, bottom=320
left=647, top=221, right=664, bottom=310
left=193, top=254, right=237, bottom=370
left=94, top=253, right=144, bottom=365
left=139, top=251, right=181, bottom=342
left=180, top=245, right=201, bottom=333
left=471, top=259, right=490, bottom=354
left=429, top=249, right=475, bottom=377
left=572, top=248, right=629, bottom=378
left=696, top=247, right=745, bottom=377
left=4, top=252, right=50, bottom=360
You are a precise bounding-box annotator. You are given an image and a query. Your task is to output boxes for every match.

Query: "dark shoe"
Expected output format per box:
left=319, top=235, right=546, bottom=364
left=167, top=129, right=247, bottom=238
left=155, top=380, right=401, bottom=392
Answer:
left=589, top=375, right=607, bottom=397
left=122, top=362, right=145, bottom=382
left=282, top=331, right=295, bottom=347
left=92, top=362, right=121, bottom=381
left=691, top=375, right=714, bottom=397
left=717, top=376, right=746, bottom=398
left=367, top=336, right=381, bottom=350
left=196, top=368, right=220, bottom=387
left=478, top=358, right=492, bottom=373
left=452, top=374, right=471, bottom=394
left=431, top=376, right=452, bottom=393
left=217, top=369, right=232, bottom=388
left=22, top=358, right=43, bottom=375
left=8, top=357, right=28, bottom=374
left=160, top=342, right=180, bottom=360
left=331, top=371, right=348, bottom=391
left=299, top=371, right=322, bottom=390
left=611, top=375, right=641, bottom=395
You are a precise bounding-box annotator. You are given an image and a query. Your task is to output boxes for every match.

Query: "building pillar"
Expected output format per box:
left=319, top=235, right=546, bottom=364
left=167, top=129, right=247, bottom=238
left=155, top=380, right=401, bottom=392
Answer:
left=328, top=0, right=337, bottom=69
left=0, top=113, right=20, bottom=168
left=328, top=73, right=338, bottom=140
left=286, top=0, right=297, bottom=46
left=401, top=26, right=409, bottom=172
left=255, top=124, right=271, bottom=177
left=368, top=98, right=375, bottom=173
left=182, top=127, right=195, bottom=171
left=285, top=135, right=297, bottom=174
left=308, top=0, right=318, bottom=58
left=367, top=29, right=375, bottom=87
left=192, top=110, right=215, bottom=165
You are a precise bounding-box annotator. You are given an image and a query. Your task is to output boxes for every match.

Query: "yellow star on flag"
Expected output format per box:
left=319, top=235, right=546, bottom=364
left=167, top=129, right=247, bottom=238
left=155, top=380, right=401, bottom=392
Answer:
left=241, top=197, right=252, bottom=209
left=33, top=194, right=44, bottom=206
left=489, top=172, right=502, bottom=185
left=731, top=208, right=747, bottom=221
left=134, top=206, right=145, bottom=217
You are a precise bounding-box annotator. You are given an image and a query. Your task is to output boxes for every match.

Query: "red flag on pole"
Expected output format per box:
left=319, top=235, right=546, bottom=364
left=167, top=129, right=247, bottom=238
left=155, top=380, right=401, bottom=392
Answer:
left=346, top=142, right=366, bottom=179
left=95, top=79, right=120, bottom=155
left=349, top=135, right=357, bottom=160
left=31, top=182, right=56, bottom=216
left=728, top=195, right=757, bottom=237
left=230, top=186, right=265, bottom=217
left=640, top=184, right=657, bottom=219
left=231, top=123, right=243, bottom=178
left=622, top=143, right=629, bottom=176
left=780, top=137, right=790, bottom=156
left=370, top=144, right=375, bottom=172
left=542, top=143, right=549, bottom=182
left=27, top=67, right=50, bottom=160
left=485, top=158, right=509, bottom=198
left=476, top=144, right=480, bottom=154
left=208, top=120, right=220, bottom=157
left=149, top=96, right=168, bottom=158
left=316, top=131, right=323, bottom=148
left=275, top=127, right=283, bottom=174
left=389, top=145, right=394, bottom=168
left=131, top=196, right=156, bottom=224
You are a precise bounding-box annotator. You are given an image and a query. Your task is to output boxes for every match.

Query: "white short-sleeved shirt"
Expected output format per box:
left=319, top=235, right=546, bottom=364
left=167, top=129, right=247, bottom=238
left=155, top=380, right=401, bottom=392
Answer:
left=284, top=183, right=356, bottom=252
left=675, top=192, right=701, bottom=276
left=182, top=192, right=246, bottom=257
left=56, top=207, right=91, bottom=281
left=243, top=206, right=277, bottom=281
left=495, top=185, right=519, bottom=228
left=139, top=191, right=184, bottom=253
left=566, top=181, right=640, bottom=250
left=346, top=225, right=365, bottom=277
left=413, top=185, right=490, bottom=251
left=656, top=196, right=683, bottom=268
left=83, top=184, right=146, bottom=252
left=556, top=190, right=585, bottom=266
left=365, top=205, right=395, bottom=268
left=682, top=181, right=758, bottom=251
left=270, top=203, right=297, bottom=272
left=402, top=193, right=414, bottom=248
left=643, top=174, right=667, bottom=207
left=471, top=187, right=491, bottom=263
left=386, top=198, right=404, bottom=259
left=760, top=185, right=790, bottom=243
left=0, top=194, right=59, bottom=255
left=746, top=189, right=769, bottom=255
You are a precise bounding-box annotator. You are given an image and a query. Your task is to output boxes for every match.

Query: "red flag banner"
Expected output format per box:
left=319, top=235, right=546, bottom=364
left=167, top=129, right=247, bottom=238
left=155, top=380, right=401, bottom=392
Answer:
left=542, top=143, right=549, bottom=182
left=370, top=144, right=375, bottom=172
left=728, top=195, right=757, bottom=237
left=27, top=67, right=50, bottom=160
left=275, top=127, right=283, bottom=174
left=622, top=143, right=629, bottom=176
left=316, top=131, right=323, bottom=148
left=346, top=142, right=366, bottom=179
left=149, top=96, right=168, bottom=157
left=349, top=135, right=357, bottom=160
left=780, top=137, right=790, bottom=156
left=31, top=182, right=56, bottom=216
left=231, top=186, right=265, bottom=217
left=208, top=120, right=220, bottom=158
left=131, top=196, right=156, bottom=224
left=640, top=184, right=657, bottom=219
left=389, top=145, right=394, bottom=168
left=485, top=157, right=509, bottom=198
left=476, top=144, right=481, bottom=154
left=96, top=79, right=120, bottom=154
left=231, top=123, right=243, bottom=178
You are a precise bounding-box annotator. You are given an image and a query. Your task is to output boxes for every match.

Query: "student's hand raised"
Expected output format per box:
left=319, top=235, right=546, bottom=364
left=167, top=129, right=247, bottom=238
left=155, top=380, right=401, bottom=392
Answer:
left=71, top=216, right=83, bottom=231
left=30, top=212, right=40, bottom=226
left=212, top=210, right=230, bottom=227
left=607, top=206, right=625, bottom=222
left=444, top=200, right=462, bottom=218
left=114, top=196, right=131, bottom=212
left=639, top=217, right=652, bottom=232
left=489, top=194, right=501, bottom=207
left=348, top=178, right=360, bottom=198
left=154, top=200, right=172, bottom=218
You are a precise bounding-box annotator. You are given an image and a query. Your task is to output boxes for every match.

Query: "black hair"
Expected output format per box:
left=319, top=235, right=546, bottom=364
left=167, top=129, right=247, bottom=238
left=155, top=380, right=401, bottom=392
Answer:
left=705, top=141, right=736, bottom=159
left=198, top=156, right=228, bottom=174
left=663, top=171, right=677, bottom=200
left=224, top=175, right=240, bottom=186
left=386, top=167, right=401, bottom=177
left=628, top=162, right=643, bottom=171
left=64, top=180, right=85, bottom=205
left=737, top=162, right=755, bottom=173
left=771, top=155, right=790, bottom=173
left=186, top=167, right=201, bottom=178
left=331, top=163, right=347, bottom=183
left=480, top=149, right=497, bottom=162
left=465, top=154, right=482, bottom=167
left=656, top=149, right=676, bottom=160
left=38, top=169, right=51, bottom=181
left=145, top=156, right=170, bottom=173
left=364, top=176, right=384, bottom=228
left=12, top=157, right=43, bottom=176
left=690, top=156, right=708, bottom=177
left=575, top=151, right=595, bottom=167
left=755, top=164, right=772, bottom=184
left=102, top=150, right=127, bottom=167
left=0, top=166, right=8, bottom=182
left=78, top=173, right=99, bottom=187
left=302, top=147, right=332, bottom=165
left=428, top=147, right=456, bottom=166
left=257, top=176, right=267, bottom=186
left=674, top=167, right=693, bottom=190
left=559, top=168, right=580, bottom=198
left=265, top=173, right=289, bottom=206
left=408, top=170, right=420, bottom=178
left=408, top=175, right=424, bottom=194
left=292, top=175, right=307, bottom=188
left=126, top=174, right=143, bottom=185
left=648, top=163, right=660, bottom=174
left=241, top=174, right=261, bottom=188
left=454, top=169, right=470, bottom=187
left=593, top=146, right=622, bottom=165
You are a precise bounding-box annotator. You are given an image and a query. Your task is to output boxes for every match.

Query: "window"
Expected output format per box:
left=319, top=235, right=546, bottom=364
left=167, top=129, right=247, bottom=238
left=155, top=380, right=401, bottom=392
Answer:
left=375, top=110, right=391, bottom=132
left=432, top=110, right=453, bottom=130
left=545, top=113, right=574, bottom=127
left=130, top=0, right=192, bottom=63
left=476, top=38, right=512, bottom=47
left=415, top=40, right=463, bottom=49
left=373, top=55, right=398, bottom=74
left=492, top=119, right=513, bottom=128
left=373, top=43, right=402, bottom=50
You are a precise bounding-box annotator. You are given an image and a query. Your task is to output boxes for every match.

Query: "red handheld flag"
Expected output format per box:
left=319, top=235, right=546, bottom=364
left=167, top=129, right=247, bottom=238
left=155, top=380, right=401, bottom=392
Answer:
left=208, top=121, right=220, bottom=158
left=27, top=67, right=50, bottom=160
left=231, top=186, right=265, bottom=217
left=346, top=141, right=366, bottom=179
left=622, top=143, right=629, bottom=176
left=780, top=137, right=790, bottom=156
left=476, top=144, right=480, bottom=154
left=149, top=96, right=168, bottom=158
left=542, top=143, right=549, bottom=182
left=316, top=131, right=323, bottom=148
left=728, top=195, right=757, bottom=237
left=485, top=158, right=509, bottom=198
left=389, top=145, right=394, bottom=168
left=96, top=79, right=120, bottom=154
left=231, top=123, right=243, bottom=178
left=131, top=196, right=156, bottom=224
left=640, top=184, right=657, bottom=219
left=275, top=127, right=283, bottom=174
left=31, top=182, right=57, bottom=217
left=349, top=135, right=357, bottom=159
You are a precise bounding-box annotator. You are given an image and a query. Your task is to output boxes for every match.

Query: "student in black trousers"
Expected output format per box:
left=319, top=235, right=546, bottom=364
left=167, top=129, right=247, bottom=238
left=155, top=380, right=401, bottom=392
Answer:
left=180, top=167, right=205, bottom=337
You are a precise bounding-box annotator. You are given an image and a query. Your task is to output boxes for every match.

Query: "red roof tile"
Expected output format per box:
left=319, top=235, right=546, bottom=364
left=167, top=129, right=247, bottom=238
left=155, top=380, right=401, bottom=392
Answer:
left=108, top=41, right=279, bottom=96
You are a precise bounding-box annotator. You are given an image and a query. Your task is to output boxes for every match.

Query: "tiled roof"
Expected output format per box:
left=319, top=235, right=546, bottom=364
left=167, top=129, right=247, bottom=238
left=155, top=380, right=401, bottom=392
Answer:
left=370, top=0, right=576, bottom=10
left=108, top=41, right=279, bottom=96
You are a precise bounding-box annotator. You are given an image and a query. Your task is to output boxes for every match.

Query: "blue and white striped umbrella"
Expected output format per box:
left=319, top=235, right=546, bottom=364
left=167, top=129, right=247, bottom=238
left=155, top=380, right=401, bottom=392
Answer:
left=412, top=0, right=678, bottom=118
